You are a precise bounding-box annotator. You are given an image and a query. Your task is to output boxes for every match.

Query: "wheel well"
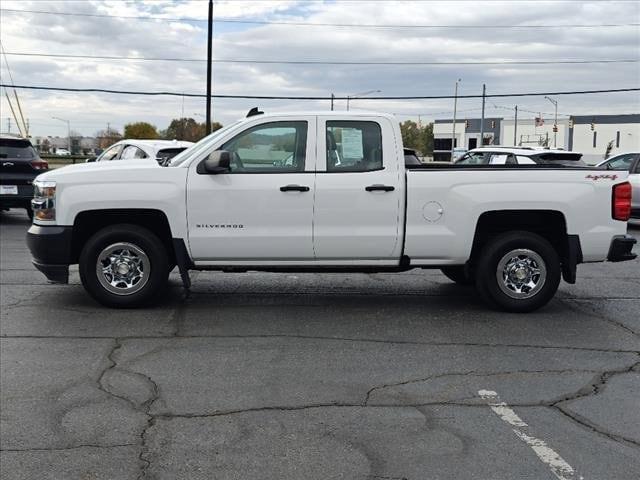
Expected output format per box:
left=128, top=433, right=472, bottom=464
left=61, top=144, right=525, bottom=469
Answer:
left=469, top=210, right=574, bottom=268
left=70, top=209, right=174, bottom=263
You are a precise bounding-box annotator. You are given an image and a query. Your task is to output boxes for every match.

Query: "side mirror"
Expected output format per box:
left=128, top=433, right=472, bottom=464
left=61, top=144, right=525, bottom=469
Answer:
left=199, top=150, right=231, bottom=174
left=85, top=156, right=97, bottom=163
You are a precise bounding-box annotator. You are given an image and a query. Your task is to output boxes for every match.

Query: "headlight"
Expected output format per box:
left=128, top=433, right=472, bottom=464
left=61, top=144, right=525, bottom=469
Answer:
left=32, top=180, right=56, bottom=221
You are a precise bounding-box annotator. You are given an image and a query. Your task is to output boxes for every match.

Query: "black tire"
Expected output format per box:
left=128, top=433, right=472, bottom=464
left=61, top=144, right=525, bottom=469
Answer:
left=440, top=266, right=473, bottom=285
left=79, top=224, right=170, bottom=308
left=475, top=231, right=561, bottom=313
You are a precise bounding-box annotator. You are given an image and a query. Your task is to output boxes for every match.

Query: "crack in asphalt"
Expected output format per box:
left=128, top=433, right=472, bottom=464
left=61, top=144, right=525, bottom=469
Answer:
left=0, top=443, right=138, bottom=453
left=1, top=333, right=638, bottom=354
left=90, top=337, right=161, bottom=479
left=363, top=368, right=609, bottom=405
left=550, top=360, right=640, bottom=448
left=560, top=298, right=640, bottom=337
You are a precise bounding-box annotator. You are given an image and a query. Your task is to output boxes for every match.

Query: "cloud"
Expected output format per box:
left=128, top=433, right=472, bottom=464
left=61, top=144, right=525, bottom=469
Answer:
left=0, top=0, right=638, bottom=137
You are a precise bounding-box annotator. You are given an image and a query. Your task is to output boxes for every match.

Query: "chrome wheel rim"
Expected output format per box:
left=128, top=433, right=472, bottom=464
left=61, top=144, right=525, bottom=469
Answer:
left=96, top=242, right=150, bottom=295
left=496, top=249, right=546, bottom=299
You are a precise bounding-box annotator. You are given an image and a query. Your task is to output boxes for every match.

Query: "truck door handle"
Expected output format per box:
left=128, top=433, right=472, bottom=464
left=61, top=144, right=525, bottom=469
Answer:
left=365, top=184, right=395, bottom=192
left=280, top=184, right=310, bottom=192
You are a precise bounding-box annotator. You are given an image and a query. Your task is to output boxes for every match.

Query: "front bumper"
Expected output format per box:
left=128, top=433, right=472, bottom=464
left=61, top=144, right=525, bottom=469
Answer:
left=26, top=224, right=74, bottom=283
left=607, top=234, right=637, bottom=262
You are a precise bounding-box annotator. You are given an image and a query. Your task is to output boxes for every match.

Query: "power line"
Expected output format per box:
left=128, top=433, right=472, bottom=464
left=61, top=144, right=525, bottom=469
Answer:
left=1, top=8, right=638, bottom=29
left=3, top=51, right=637, bottom=66
left=2, top=83, right=638, bottom=100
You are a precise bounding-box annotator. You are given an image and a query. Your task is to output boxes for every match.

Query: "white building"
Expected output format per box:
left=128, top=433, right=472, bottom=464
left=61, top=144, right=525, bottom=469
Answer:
left=569, top=114, right=640, bottom=165
left=501, top=118, right=570, bottom=150
left=435, top=113, right=640, bottom=165
left=433, top=117, right=502, bottom=161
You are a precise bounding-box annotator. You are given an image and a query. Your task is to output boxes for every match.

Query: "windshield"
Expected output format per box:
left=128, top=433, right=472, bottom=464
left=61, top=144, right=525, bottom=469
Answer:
left=168, top=121, right=243, bottom=167
left=0, top=139, right=37, bottom=159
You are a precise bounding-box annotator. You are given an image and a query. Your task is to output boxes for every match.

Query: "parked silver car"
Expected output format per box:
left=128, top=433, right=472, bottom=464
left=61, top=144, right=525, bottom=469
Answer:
left=597, top=152, right=640, bottom=219
left=89, top=139, right=194, bottom=166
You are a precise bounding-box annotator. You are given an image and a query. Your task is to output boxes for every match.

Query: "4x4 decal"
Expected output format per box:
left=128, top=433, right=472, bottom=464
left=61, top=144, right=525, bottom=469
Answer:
left=585, top=174, right=618, bottom=181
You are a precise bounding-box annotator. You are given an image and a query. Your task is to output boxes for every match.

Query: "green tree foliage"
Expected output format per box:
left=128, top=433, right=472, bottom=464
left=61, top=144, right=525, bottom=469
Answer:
left=124, top=122, right=159, bottom=139
left=399, top=120, right=433, bottom=155
left=162, top=118, right=223, bottom=142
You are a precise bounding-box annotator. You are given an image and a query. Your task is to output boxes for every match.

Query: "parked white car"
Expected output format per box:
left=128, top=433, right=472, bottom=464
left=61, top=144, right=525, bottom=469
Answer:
left=55, top=148, right=71, bottom=156
left=456, top=147, right=585, bottom=166
left=27, top=110, right=636, bottom=312
left=91, top=139, right=194, bottom=165
left=597, top=152, right=640, bottom=219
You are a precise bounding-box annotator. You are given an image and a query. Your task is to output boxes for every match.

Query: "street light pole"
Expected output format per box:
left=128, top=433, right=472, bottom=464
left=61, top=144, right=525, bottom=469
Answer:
left=205, top=0, right=213, bottom=134
left=52, top=116, right=70, bottom=153
left=451, top=78, right=461, bottom=161
left=480, top=83, right=486, bottom=146
left=544, top=96, right=558, bottom=148
left=346, top=89, right=381, bottom=111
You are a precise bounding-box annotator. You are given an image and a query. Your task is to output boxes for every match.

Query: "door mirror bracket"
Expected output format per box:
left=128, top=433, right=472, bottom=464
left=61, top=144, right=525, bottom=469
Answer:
left=198, top=150, right=231, bottom=174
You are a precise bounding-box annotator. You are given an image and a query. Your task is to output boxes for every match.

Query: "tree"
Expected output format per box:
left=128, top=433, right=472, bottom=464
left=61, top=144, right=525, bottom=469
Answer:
left=604, top=140, right=614, bottom=160
left=399, top=120, right=434, bottom=155
left=124, top=122, right=159, bottom=139
left=162, top=118, right=222, bottom=142
left=40, top=138, right=51, bottom=154
left=95, top=127, right=122, bottom=149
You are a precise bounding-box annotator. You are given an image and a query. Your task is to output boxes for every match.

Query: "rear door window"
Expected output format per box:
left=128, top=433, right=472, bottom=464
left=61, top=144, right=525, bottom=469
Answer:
left=489, top=154, right=508, bottom=165
left=0, top=139, right=37, bottom=159
left=121, top=145, right=148, bottom=160
left=326, top=121, right=382, bottom=172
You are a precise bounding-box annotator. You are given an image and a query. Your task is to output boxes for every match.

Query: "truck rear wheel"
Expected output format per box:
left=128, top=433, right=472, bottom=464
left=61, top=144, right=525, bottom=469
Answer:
left=475, top=231, right=560, bottom=313
left=440, top=266, right=473, bottom=285
left=79, top=224, right=169, bottom=308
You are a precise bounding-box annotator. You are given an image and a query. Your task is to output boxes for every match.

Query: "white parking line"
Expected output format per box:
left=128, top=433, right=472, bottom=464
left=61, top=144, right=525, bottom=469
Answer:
left=478, top=389, right=583, bottom=480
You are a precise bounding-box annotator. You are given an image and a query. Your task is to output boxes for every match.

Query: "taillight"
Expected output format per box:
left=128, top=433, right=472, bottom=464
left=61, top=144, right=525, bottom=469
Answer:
left=30, top=160, right=48, bottom=170
left=612, top=182, right=632, bottom=221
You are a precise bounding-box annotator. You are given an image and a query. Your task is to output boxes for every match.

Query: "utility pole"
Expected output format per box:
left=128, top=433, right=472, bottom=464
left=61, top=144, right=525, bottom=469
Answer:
left=7, top=117, right=10, bottom=133
left=451, top=78, right=461, bottom=161
left=480, top=84, right=486, bottom=146
left=544, top=96, right=558, bottom=148
left=513, top=106, right=518, bottom=146
left=52, top=116, right=71, bottom=153
left=346, top=89, right=381, bottom=111
left=330, top=93, right=335, bottom=111
left=205, top=0, right=213, bottom=134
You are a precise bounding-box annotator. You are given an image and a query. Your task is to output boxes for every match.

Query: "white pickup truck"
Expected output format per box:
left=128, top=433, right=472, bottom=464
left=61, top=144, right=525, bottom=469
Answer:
left=27, top=110, right=636, bottom=312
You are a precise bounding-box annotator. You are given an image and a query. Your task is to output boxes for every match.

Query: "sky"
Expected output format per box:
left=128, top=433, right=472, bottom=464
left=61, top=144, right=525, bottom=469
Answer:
left=0, top=0, right=639, bottom=138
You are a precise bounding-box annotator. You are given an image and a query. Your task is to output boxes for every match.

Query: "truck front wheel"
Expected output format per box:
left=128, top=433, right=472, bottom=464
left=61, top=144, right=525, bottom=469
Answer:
left=475, top=231, right=561, bottom=313
left=79, top=224, right=169, bottom=308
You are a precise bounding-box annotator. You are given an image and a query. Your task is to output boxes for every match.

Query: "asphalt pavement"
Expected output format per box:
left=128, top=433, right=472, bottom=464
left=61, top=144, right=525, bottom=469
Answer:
left=1, top=209, right=639, bottom=480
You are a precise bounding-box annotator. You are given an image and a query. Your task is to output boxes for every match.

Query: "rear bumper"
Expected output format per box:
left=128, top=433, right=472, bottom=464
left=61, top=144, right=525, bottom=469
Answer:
left=26, top=225, right=74, bottom=283
left=607, top=235, right=637, bottom=262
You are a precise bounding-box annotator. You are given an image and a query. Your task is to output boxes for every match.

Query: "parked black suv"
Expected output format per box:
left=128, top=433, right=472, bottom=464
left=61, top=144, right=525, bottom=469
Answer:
left=0, top=135, right=48, bottom=219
